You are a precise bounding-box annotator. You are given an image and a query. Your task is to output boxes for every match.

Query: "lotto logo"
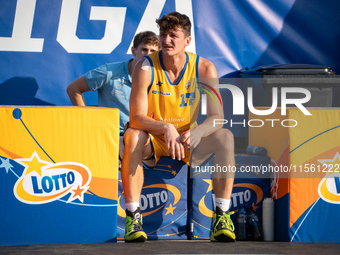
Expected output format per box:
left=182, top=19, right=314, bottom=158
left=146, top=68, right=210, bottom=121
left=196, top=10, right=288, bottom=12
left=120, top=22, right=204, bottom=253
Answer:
left=13, top=151, right=91, bottom=204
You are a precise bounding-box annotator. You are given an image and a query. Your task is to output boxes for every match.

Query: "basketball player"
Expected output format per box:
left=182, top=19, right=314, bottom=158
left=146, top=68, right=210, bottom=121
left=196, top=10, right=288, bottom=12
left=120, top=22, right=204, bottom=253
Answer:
left=121, top=12, right=236, bottom=242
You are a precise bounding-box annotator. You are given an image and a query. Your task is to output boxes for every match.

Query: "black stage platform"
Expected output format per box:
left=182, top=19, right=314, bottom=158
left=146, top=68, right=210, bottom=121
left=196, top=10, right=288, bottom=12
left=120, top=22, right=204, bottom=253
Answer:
left=1, top=240, right=340, bottom=254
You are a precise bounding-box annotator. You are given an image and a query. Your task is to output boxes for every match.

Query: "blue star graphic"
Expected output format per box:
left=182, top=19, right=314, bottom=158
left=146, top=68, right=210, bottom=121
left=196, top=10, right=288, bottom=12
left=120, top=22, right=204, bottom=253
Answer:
left=0, top=157, right=14, bottom=174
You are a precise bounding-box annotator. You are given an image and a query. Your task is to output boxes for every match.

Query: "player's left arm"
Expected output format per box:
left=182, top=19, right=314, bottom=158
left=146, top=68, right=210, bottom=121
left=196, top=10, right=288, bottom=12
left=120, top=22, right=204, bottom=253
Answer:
left=181, top=57, right=224, bottom=149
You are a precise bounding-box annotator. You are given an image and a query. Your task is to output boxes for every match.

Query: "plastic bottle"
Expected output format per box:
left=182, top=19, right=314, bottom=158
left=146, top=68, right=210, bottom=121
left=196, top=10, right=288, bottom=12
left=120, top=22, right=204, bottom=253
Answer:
left=237, top=206, right=247, bottom=241
left=247, top=208, right=264, bottom=241
left=262, top=198, right=275, bottom=241
left=246, top=146, right=267, bottom=156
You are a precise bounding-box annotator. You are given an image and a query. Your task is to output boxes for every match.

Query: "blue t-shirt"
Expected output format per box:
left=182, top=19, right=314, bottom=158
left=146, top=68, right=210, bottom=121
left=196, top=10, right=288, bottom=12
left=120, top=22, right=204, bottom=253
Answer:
left=84, top=59, right=132, bottom=134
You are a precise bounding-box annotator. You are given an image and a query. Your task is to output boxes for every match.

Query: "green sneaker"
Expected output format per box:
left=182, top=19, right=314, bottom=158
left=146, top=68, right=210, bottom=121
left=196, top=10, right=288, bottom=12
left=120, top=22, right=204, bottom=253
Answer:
left=124, top=208, right=147, bottom=242
left=210, top=207, right=236, bottom=242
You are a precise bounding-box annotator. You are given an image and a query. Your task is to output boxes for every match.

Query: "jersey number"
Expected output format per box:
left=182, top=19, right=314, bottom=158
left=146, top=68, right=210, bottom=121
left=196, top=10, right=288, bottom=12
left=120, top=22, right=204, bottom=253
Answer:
left=180, top=92, right=195, bottom=107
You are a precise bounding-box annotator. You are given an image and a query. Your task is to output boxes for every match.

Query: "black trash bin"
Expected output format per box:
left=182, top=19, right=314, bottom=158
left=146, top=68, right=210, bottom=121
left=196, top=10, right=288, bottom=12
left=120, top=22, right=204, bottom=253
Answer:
left=241, top=64, right=340, bottom=107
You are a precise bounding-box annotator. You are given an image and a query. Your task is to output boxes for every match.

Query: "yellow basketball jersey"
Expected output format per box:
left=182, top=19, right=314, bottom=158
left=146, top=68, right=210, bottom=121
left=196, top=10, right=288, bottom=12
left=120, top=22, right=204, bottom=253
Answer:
left=145, top=51, right=200, bottom=137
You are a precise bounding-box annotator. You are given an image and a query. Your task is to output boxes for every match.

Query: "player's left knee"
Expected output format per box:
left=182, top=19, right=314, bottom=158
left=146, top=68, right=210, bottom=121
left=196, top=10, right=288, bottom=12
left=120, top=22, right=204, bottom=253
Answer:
left=214, top=129, right=234, bottom=152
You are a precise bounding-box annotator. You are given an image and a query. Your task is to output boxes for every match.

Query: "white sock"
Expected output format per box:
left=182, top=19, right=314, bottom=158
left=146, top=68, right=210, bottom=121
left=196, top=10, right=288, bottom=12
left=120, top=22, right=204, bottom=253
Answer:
left=125, top=202, right=140, bottom=213
left=215, top=197, right=231, bottom=212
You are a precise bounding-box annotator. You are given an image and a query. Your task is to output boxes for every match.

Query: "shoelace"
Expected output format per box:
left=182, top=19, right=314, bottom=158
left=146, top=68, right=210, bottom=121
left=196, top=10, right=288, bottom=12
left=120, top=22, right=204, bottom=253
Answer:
left=128, top=217, right=142, bottom=232
left=215, top=211, right=235, bottom=232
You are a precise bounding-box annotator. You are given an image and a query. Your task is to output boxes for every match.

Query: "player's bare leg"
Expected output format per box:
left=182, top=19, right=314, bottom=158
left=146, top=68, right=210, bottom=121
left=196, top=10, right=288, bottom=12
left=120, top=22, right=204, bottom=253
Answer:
left=192, top=128, right=236, bottom=242
left=121, top=128, right=153, bottom=242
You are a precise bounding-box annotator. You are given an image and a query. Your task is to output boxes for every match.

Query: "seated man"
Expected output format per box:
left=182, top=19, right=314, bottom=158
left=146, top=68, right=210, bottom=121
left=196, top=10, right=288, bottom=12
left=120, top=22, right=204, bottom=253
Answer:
left=121, top=12, right=236, bottom=242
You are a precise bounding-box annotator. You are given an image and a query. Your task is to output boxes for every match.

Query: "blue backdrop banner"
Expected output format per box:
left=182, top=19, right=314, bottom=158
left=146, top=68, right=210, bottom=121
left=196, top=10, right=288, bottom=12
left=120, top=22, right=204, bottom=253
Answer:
left=1, top=0, right=340, bottom=139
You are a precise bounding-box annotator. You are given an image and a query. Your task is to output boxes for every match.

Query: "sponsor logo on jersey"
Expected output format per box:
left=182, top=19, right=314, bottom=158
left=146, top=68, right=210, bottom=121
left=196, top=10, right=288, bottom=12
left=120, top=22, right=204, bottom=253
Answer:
left=152, top=90, right=171, bottom=96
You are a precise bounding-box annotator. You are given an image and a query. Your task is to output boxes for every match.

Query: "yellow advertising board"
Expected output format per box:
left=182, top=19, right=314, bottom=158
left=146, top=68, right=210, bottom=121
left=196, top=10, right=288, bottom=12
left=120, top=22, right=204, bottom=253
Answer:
left=249, top=107, right=340, bottom=242
left=0, top=106, right=119, bottom=245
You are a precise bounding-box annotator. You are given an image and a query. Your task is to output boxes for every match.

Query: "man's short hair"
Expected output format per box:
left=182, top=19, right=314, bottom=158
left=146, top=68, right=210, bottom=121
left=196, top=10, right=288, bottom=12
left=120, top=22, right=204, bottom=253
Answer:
left=133, top=31, right=160, bottom=49
left=156, top=12, right=191, bottom=37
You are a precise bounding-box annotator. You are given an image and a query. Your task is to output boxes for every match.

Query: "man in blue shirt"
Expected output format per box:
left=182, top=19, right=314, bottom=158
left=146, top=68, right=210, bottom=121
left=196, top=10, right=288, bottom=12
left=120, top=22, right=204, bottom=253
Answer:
left=67, top=31, right=160, bottom=134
